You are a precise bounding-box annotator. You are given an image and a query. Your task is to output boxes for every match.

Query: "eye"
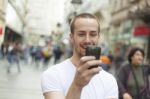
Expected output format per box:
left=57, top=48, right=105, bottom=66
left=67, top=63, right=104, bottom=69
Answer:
left=78, top=32, right=85, bottom=36
left=90, top=32, right=98, bottom=37
left=79, top=34, right=85, bottom=36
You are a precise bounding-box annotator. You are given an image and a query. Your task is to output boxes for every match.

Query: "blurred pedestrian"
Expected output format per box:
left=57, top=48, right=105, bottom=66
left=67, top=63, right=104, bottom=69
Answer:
left=53, top=44, right=63, bottom=64
left=116, top=47, right=150, bottom=99
left=7, top=42, right=22, bottom=73
left=42, top=44, right=53, bottom=67
left=100, top=55, right=113, bottom=71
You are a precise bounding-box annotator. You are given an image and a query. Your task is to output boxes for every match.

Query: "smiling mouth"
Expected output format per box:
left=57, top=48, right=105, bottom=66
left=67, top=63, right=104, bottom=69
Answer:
left=83, top=44, right=94, bottom=48
left=81, top=47, right=86, bottom=52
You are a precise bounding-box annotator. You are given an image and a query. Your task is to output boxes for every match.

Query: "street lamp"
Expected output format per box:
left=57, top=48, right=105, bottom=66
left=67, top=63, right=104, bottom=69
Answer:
left=71, top=0, right=82, bottom=10
left=67, top=0, right=82, bottom=24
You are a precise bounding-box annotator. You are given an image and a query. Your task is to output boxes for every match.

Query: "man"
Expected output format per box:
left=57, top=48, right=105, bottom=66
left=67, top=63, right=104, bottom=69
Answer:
left=41, top=13, right=118, bottom=99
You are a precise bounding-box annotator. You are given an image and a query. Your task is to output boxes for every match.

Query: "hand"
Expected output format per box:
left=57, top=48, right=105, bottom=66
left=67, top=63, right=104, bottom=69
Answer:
left=72, top=56, right=101, bottom=88
left=123, top=93, right=132, bottom=99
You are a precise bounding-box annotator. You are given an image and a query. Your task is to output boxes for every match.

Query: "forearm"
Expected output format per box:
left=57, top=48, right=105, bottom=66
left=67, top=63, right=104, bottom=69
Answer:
left=66, top=83, right=82, bottom=99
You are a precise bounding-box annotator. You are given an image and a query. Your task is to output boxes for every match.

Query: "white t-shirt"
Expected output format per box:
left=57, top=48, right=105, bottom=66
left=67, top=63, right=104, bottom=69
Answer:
left=41, top=59, right=118, bottom=99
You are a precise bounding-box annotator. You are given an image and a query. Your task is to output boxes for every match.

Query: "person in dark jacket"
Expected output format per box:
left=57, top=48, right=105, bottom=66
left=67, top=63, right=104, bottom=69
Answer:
left=116, top=47, right=150, bottom=99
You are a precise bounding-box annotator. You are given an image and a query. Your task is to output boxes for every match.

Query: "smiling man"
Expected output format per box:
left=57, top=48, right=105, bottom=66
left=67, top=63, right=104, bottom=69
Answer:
left=41, top=13, right=118, bottom=99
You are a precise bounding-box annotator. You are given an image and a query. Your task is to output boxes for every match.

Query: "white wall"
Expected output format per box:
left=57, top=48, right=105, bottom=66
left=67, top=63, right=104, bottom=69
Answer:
left=6, top=3, right=23, bottom=34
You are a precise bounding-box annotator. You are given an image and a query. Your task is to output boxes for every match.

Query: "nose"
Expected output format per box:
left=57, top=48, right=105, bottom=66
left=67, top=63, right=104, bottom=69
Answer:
left=85, top=35, right=91, bottom=44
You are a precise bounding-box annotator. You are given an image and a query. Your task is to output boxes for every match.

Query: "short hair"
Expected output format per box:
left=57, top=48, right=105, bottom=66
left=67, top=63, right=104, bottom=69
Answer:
left=70, top=13, right=100, bottom=33
left=128, top=47, right=145, bottom=63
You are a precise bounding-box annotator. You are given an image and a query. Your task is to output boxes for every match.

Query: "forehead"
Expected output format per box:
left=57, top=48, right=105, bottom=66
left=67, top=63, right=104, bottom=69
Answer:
left=74, top=18, right=99, bottom=30
left=133, top=50, right=143, bottom=56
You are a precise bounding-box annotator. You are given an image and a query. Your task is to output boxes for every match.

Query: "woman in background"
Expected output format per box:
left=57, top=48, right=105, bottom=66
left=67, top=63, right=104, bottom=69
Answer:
left=116, top=47, right=150, bottom=99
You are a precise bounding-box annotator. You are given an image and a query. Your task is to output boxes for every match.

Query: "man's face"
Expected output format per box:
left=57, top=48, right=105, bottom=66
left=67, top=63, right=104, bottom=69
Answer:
left=70, top=18, right=100, bottom=57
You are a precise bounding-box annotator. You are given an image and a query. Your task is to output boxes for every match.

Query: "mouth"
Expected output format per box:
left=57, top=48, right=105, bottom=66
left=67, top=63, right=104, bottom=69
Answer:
left=82, top=47, right=86, bottom=52
left=80, top=46, right=86, bottom=54
left=83, top=44, right=94, bottom=49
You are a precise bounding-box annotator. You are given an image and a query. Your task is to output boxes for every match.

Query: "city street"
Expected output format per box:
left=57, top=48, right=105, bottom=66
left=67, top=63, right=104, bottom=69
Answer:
left=0, top=0, right=150, bottom=99
left=0, top=59, right=44, bottom=99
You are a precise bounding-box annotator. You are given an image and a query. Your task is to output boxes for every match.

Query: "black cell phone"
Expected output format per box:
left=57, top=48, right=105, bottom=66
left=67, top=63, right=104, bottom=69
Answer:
left=85, top=45, right=101, bottom=69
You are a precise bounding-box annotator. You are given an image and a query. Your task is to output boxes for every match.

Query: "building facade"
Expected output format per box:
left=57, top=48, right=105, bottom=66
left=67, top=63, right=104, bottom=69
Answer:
left=108, top=0, right=150, bottom=62
left=0, top=0, right=7, bottom=45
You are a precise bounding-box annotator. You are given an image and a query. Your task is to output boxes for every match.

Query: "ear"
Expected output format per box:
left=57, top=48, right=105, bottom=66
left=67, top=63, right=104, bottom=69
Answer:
left=97, top=33, right=100, bottom=43
left=98, top=32, right=100, bottom=38
left=69, top=33, right=73, bottom=43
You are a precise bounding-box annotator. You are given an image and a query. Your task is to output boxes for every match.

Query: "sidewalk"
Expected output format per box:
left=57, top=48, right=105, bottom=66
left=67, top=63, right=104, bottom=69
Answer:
left=0, top=59, right=44, bottom=99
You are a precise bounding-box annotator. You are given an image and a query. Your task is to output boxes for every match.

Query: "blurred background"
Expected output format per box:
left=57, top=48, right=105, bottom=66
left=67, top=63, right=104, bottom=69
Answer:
left=0, top=0, right=150, bottom=99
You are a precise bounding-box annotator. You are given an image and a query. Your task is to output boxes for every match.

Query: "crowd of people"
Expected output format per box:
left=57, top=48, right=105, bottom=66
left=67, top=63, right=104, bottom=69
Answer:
left=0, top=40, right=70, bottom=72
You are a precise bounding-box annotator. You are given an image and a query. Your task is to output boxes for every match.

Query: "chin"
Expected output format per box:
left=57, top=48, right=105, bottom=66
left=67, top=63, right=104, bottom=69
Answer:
left=79, top=52, right=85, bottom=56
left=81, top=50, right=86, bottom=56
left=78, top=52, right=85, bottom=57
left=82, top=53, right=86, bottom=56
left=76, top=47, right=86, bottom=57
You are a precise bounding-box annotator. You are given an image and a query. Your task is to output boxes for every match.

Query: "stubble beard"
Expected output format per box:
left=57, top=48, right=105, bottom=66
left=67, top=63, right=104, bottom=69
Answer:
left=74, top=46, right=85, bottom=58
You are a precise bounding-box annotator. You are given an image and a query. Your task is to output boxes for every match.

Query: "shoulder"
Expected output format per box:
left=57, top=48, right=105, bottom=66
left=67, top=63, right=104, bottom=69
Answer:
left=99, top=69, right=116, bottom=82
left=143, top=64, right=150, bottom=74
left=121, top=63, right=130, bottom=69
left=117, top=63, right=131, bottom=72
left=42, top=59, right=71, bottom=76
left=97, top=69, right=118, bottom=97
left=41, top=59, right=72, bottom=93
left=94, top=69, right=117, bottom=86
left=143, top=64, right=150, bottom=68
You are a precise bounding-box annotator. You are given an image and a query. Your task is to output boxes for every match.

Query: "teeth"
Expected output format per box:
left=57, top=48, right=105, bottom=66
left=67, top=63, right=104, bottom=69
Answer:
left=83, top=44, right=95, bottom=49
left=84, top=45, right=91, bottom=48
left=83, top=46, right=87, bottom=48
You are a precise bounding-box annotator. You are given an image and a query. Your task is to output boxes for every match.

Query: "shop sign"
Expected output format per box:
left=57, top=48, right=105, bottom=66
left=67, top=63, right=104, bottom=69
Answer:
left=133, top=25, right=150, bottom=36
left=0, top=27, right=3, bottom=36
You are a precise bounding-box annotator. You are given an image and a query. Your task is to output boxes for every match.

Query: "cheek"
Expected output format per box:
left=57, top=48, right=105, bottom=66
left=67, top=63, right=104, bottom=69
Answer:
left=71, top=38, right=80, bottom=48
left=131, top=57, right=136, bottom=62
left=134, top=57, right=140, bottom=63
left=73, top=36, right=82, bottom=44
left=90, top=36, right=99, bottom=44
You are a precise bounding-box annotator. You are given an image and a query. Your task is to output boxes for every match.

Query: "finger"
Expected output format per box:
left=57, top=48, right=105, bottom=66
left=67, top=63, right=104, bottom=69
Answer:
left=80, top=56, right=96, bottom=63
left=88, top=67, right=101, bottom=75
left=78, top=59, right=101, bottom=73
left=77, top=56, right=95, bottom=72
left=81, top=67, right=101, bottom=81
left=84, top=60, right=102, bottom=70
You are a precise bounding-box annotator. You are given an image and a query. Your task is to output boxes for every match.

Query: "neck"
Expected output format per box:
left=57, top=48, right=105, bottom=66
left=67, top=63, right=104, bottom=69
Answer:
left=70, top=54, right=81, bottom=68
left=132, top=64, right=141, bottom=68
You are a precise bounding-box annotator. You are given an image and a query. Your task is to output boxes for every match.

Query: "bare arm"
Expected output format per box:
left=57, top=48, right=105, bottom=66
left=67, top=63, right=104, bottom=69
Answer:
left=44, top=92, right=65, bottom=99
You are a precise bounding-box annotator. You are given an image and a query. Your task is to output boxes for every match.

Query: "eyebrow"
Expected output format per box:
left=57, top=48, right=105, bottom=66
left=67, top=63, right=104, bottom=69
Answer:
left=77, top=30, right=86, bottom=33
left=78, top=30, right=98, bottom=32
left=90, top=31, right=98, bottom=33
